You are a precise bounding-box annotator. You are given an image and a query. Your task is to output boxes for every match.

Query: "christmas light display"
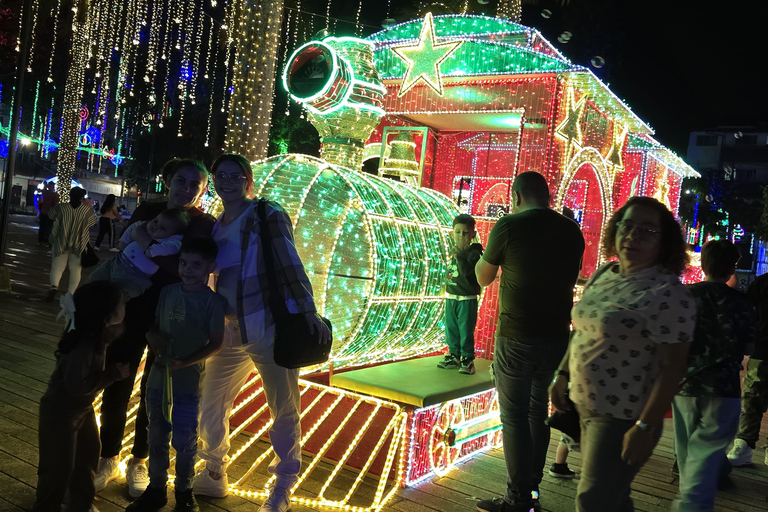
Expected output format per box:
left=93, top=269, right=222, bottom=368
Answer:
left=378, top=131, right=420, bottom=183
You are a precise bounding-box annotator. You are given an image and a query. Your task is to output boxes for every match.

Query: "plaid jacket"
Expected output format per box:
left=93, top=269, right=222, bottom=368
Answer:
left=230, top=199, right=316, bottom=344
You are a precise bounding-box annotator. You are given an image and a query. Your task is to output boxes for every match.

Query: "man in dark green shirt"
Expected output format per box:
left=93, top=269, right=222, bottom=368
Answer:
left=475, top=172, right=584, bottom=512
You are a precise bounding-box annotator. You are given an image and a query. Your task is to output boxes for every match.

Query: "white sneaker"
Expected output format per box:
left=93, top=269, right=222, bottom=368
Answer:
left=87, top=505, right=100, bottom=512
left=259, top=487, right=291, bottom=512
left=126, top=462, right=149, bottom=498
left=764, top=447, right=768, bottom=466
left=94, top=457, right=121, bottom=491
left=109, top=247, right=119, bottom=252
left=727, top=439, right=754, bottom=466
left=192, top=468, right=229, bottom=498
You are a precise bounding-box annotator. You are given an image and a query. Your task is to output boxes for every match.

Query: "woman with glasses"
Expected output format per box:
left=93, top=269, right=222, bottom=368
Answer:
left=549, top=196, right=696, bottom=512
left=192, top=153, right=330, bottom=512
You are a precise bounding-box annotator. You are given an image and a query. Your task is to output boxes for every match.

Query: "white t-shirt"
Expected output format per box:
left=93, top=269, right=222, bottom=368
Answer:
left=569, top=264, right=696, bottom=420
left=212, top=204, right=253, bottom=321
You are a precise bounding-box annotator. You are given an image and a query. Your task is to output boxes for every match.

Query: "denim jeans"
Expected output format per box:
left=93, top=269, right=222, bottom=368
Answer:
left=575, top=404, right=662, bottom=512
left=494, top=336, right=567, bottom=507
left=672, top=396, right=741, bottom=512
left=146, top=387, right=200, bottom=492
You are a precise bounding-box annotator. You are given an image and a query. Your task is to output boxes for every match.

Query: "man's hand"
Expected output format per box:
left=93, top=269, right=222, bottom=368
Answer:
left=167, top=359, right=192, bottom=371
left=549, top=375, right=571, bottom=412
left=146, top=330, right=169, bottom=354
left=305, top=312, right=331, bottom=345
left=621, top=425, right=655, bottom=466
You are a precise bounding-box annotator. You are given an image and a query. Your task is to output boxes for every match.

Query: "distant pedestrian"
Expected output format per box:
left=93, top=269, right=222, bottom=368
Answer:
left=38, top=182, right=59, bottom=246
left=95, top=193, right=121, bottom=251
left=32, top=281, right=130, bottom=512
left=46, top=187, right=97, bottom=302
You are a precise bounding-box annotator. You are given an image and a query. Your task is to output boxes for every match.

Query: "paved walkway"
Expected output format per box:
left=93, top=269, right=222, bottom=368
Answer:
left=1, top=214, right=767, bottom=512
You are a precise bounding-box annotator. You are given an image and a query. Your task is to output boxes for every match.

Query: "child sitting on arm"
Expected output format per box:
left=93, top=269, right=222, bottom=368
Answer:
left=126, top=236, right=226, bottom=512
left=89, top=208, right=190, bottom=297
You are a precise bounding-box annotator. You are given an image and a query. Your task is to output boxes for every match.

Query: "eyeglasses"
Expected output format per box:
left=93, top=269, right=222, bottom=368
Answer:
left=214, top=171, right=247, bottom=183
left=616, top=220, right=661, bottom=240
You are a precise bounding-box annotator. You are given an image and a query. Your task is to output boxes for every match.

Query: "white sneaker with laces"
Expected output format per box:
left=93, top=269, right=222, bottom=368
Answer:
left=727, top=438, right=754, bottom=466
left=94, top=457, right=121, bottom=491
left=259, top=487, right=291, bottom=512
left=126, top=462, right=149, bottom=498
left=109, top=247, right=120, bottom=252
left=192, top=468, right=229, bottom=498
left=764, top=447, right=768, bottom=466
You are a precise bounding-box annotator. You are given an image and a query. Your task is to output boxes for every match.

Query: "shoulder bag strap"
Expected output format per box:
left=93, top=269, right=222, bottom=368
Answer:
left=257, top=199, right=290, bottom=320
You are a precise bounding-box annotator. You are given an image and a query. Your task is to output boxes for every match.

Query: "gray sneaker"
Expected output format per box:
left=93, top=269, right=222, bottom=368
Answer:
left=459, top=358, right=476, bottom=375
left=437, top=354, right=460, bottom=369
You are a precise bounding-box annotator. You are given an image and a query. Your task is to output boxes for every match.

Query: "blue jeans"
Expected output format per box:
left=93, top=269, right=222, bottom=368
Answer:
left=672, top=396, right=741, bottom=512
left=494, top=336, right=567, bottom=507
left=146, top=388, right=200, bottom=492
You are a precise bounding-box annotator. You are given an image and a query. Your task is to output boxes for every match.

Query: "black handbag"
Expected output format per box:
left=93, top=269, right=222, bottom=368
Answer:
left=547, top=398, right=581, bottom=442
left=81, top=243, right=99, bottom=268
left=257, top=199, right=332, bottom=369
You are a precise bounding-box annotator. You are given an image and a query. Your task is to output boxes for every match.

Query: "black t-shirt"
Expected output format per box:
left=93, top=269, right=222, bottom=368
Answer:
left=748, top=273, right=768, bottom=360
left=446, top=243, right=483, bottom=296
left=483, top=208, right=585, bottom=340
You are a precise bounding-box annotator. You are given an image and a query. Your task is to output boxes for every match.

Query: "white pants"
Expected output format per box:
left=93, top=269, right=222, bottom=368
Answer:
left=50, top=252, right=82, bottom=294
left=198, top=323, right=301, bottom=489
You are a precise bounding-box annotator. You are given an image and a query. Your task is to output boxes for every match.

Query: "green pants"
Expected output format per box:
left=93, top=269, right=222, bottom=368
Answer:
left=736, top=358, right=768, bottom=447
left=445, top=298, right=477, bottom=359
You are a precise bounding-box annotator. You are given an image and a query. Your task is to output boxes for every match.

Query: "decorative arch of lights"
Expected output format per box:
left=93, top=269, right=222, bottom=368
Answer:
left=555, top=146, right=613, bottom=263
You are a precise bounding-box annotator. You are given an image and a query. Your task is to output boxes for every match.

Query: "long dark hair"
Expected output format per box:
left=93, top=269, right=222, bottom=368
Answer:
left=56, top=281, right=124, bottom=357
left=100, top=194, right=116, bottom=215
left=602, top=196, right=689, bottom=276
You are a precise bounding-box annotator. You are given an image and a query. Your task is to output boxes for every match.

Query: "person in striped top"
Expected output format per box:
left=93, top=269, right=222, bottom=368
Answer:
left=45, top=187, right=97, bottom=302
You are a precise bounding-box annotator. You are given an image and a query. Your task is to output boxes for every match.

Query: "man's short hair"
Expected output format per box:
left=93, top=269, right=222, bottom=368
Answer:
left=452, top=214, right=476, bottom=230
left=701, top=240, right=741, bottom=279
left=180, top=235, right=218, bottom=261
left=512, top=172, right=550, bottom=204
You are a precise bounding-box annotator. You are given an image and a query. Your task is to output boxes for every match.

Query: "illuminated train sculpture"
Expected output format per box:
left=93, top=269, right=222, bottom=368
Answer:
left=108, top=14, right=698, bottom=511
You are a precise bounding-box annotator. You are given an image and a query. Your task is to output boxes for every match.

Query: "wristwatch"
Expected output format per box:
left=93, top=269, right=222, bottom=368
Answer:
left=635, top=420, right=650, bottom=431
left=554, top=369, right=570, bottom=381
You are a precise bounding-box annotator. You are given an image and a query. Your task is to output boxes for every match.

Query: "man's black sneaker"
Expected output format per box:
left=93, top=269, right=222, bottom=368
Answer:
left=126, top=485, right=168, bottom=512
left=437, top=354, right=460, bottom=369
left=477, top=497, right=535, bottom=512
left=548, top=463, right=575, bottom=479
left=175, top=489, right=200, bottom=512
left=459, top=357, right=476, bottom=375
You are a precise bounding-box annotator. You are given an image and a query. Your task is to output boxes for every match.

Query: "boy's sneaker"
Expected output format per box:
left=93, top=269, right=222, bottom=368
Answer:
left=109, top=247, right=120, bottom=252
left=437, top=354, right=459, bottom=369
left=477, top=497, right=536, bottom=512
left=548, top=463, right=575, bottom=479
left=175, top=489, right=200, bottom=512
left=259, top=486, right=291, bottom=512
left=764, top=447, right=768, bottom=466
left=192, top=468, right=229, bottom=498
left=126, top=462, right=150, bottom=497
left=459, top=357, right=476, bottom=375
left=94, top=457, right=121, bottom=491
left=727, top=439, right=754, bottom=466
left=126, top=485, right=167, bottom=512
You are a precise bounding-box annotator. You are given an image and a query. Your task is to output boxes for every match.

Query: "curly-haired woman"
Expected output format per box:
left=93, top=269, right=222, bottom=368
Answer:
left=550, top=196, right=697, bottom=512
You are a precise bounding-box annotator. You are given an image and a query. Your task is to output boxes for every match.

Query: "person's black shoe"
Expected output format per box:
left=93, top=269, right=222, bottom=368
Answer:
left=126, top=485, right=168, bottom=512
left=548, top=462, right=575, bottom=479
left=44, top=287, right=57, bottom=303
left=477, top=497, right=535, bottom=512
left=175, top=489, right=199, bottom=512
left=671, top=460, right=679, bottom=476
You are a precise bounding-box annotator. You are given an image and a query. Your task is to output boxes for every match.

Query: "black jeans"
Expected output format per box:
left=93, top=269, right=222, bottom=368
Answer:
left=494, top=336, right=567, bottom=507
left=33, top=397, right=100, bottom=512
left=38, top=213, right=52, bottom=244
left=95, top=217, right=115, bottom=248
left=100, top=289, right=159, bottom=459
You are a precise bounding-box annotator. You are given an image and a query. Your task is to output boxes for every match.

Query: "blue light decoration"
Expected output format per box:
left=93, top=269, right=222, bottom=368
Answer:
left=181, top=64, right=193, bottom=81
left=0, top=140, right=9, bottom=158
left=43, top=138, right=57, bottom=153
left=86, top=126, right=102, bottom=145
left=110, top=153, right=124, bottom=166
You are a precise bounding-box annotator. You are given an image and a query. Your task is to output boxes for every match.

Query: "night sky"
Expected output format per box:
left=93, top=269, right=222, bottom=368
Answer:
left=339, top=0, right=767, bottom=155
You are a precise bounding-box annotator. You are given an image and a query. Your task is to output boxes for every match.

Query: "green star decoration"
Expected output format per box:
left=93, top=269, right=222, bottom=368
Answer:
left=390, top=13, right=463, bottom=97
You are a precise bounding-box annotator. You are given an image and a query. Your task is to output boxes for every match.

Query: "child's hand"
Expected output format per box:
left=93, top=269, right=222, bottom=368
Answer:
left=132, top=223, right=153, bottom=250
left=114, top=362, right=130, bottom=380
left=146, top=330, right=168, bottom=353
